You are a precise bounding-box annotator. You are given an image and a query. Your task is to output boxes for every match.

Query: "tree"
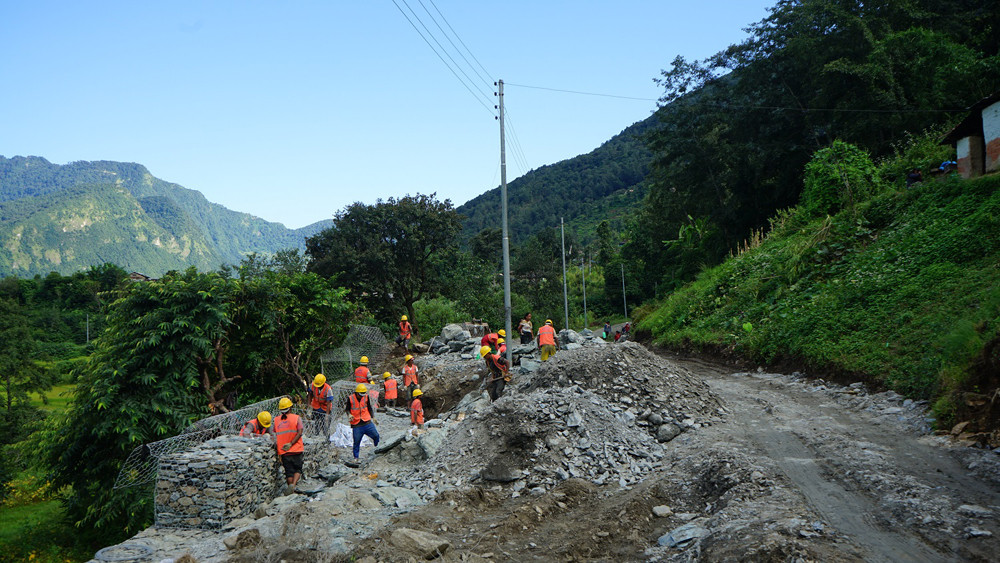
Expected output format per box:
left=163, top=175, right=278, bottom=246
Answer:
left=306, top=194, right=462, bottom=333
left=0, top=299, right=44, bottom=411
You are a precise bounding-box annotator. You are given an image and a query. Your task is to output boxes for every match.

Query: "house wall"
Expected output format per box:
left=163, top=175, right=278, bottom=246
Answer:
left=984, top=100, right=1000, bottom=173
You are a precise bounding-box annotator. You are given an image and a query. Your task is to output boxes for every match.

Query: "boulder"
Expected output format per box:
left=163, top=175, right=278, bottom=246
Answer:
left=440, top=324, right=471, bottom=344
left=557, top=329, right=585, bottom=347
left=580, top=328, right=594, bottom=337
left=411, top=342, right=430, bottom=354
left=224, top=528, right=262, bottom=551
left=519, top=358, right=541, bottom=374
left=417, top=430, right=445, bottom=459
left=656, top=423, right=682, bottom=443
left=374, top=432, right=407, bottom=454
left=389, top=528, right=450, bottom=559
left=448, top=340, right=465, bottom=352
left=481, top=459, right=523, bottom=482
left=658, top=522, right=709, bottom=547
left=565, top=343, right=583, bottom=351
left=373, top=487, right=423, bottom=508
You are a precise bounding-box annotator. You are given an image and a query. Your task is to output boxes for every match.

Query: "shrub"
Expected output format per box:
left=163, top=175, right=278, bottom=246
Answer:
left=800, top=141, right=881, bottom=217
left=413, top=297, right=470, bottom=340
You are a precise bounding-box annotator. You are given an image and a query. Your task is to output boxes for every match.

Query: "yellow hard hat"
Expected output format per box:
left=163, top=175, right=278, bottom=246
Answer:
left=313, top=374, right=326, bottom=387
left=404, top=354, right=414, bottom=361
left=360, top=356, right=369, bottom=365
left=498, top=329, right=506, bottom=337
left=498, top=338, right=505, bottom=344
left=401, top=315, right=408, bottom=321
left=383, top=372, right=392, bottom=379
left=480, top=345, right=492, bottom=357
left=545, top=319, right=553, bottom=324
left=412, top=389, right=423, bottom=397
left=278, top=397, right=293, bottom=410
left=355, top=383, right=368, bottom=393
left=257, top=411, right=272, bottom=428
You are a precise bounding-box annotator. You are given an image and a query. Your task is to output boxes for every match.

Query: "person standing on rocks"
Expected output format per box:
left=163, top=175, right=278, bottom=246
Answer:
left=274, top=397, right=304, bottom=494
left=354, top=356, right=371, bottom=383
left=517, top=313, right=533, bottom=344
left=346, top=383, right=380, bottom=465
left=401, top=354, right=420, bottom=401
left=481, top=345, right=509, bottom=401
left=410, top=388, right=425, bottom=429
left=308, top=373, right=334, bottom=439
left=537, top=319, right=558, bottom=361
left=396, top=315, right=413, bottom=351
left=382, top=371, right=398, bottom=410
left=239, top=411, right=273, bottom=437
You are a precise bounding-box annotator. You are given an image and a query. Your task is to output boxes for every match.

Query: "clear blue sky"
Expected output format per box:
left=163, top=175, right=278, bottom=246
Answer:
left=1, top=1, right=775, bottom=229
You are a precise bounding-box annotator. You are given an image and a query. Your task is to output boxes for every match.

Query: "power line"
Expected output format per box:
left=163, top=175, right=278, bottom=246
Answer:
left=418, top=0, right=494, bottom=91
left=502, top=106, right=531, bottom=174
left=426, top=0, right=494, bottom=88
left=506, top=82, right=658, bottom=101
left=390, top=0, right=496, bottom=116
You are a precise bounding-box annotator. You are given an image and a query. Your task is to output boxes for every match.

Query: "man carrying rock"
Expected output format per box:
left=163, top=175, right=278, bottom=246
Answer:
left=537, top=319, right=558, bottom=361
left=481, top=345, right=509, bottom=402
left=346, top=383, right=380, bottom=466
left=410, top=388, right=425, bottom=429
left=273, top=397, right=304, bottom=494
left=308, top=373, right=334, bottom=440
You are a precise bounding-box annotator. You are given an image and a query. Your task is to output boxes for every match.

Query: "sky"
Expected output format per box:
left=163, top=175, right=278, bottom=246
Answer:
left=0, top=1, right=776, bottom=229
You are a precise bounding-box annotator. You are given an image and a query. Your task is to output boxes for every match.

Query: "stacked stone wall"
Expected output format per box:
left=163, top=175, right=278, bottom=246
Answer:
left=154, top=434, right=338, bottom=529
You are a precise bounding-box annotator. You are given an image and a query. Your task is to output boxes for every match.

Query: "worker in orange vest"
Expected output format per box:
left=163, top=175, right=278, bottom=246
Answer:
left=354, top=356, right=371, bottom=383
left=396, top=315, right=413, bottom=351
left=481, top=345, right=509, bottom=402
left=401, top=354, right=420, bottom=401
left=537, top=319, right=558, bottom=361
left=239, top=411, right=273, bottom=437
left=410, top=388, right=425, bottom=429
left=273, top=397, right=304, bottom=494
left=308, top=373, right=334, bottom=439
left=345, top=384, right=380, bottom=465
left=497, top=337, right=507, bottom=356
left=480, top=328, right=505, bottom=350
left=382, top=371, right=399, bottom=409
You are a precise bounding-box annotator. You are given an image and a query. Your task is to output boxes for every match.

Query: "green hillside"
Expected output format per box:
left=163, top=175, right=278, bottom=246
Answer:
left=456, top=114, right=657, bottom=245
left=0, top=156, right=332, bottom=276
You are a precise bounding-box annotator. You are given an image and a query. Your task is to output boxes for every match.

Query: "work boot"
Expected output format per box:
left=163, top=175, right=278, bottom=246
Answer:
left=286, top=484, right=295, bottom=495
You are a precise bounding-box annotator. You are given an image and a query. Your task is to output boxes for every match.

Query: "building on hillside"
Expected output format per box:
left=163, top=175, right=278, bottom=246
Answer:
left=129, top=271, right=157, bottom=282
left=942, top=91, right=1000, bottom=179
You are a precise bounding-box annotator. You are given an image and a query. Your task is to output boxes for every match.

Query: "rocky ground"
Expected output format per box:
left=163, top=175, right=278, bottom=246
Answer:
left=93, top=328, right=1000, bottom=563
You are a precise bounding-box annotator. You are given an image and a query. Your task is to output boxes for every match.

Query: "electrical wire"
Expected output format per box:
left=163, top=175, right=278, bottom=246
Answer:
left=505, top=82, right=658, bottom=101
left=418, top=0, right=494, bottom=91
left=502, top=106, right=531, bottom=174
left=390, top=0, right=496, bottom=116
left=427, top=0, right=494, bottom=89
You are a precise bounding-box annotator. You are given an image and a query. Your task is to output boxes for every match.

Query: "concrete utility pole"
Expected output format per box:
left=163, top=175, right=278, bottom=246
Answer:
left=561, top=217, right=569, bottom=331
left=581, top=257, right=588, bottom=330
left=621, top=263, right=628, bottom=321
left=498, top=79, right=513, bottom=366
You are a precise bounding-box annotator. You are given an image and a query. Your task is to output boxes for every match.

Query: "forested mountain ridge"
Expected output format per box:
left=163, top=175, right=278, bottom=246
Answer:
left=456, top=114, right=658, bottom=245
left=0, top=156, right=332, bottom=277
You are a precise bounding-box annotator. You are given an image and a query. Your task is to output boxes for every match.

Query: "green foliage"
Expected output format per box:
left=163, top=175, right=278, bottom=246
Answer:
left=413, top=297, right=470, bottom=339
left=307, top=193, right=462, bottom=332
left=800, top=141, right=881, bottom=217
left=641, top=173, right=1000, bottom=407
left=876, top=127, right=955, bottom=188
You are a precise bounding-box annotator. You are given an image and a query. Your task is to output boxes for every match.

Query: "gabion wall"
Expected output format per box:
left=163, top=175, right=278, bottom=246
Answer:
left=154, top=434, right=338, bottom=529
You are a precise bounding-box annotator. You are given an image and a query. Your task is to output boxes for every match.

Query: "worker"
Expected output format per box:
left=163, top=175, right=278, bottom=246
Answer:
left=346, top=383, right=380, bottom=465
left=497, top=337, right=507, bottom=356
left=396, top=315, right=414, bottom=351
left=273, top=397, right=304, bottom=494
left=481, top=345, right=509, bottom=401
left=402, top=354, right=419, bottom=401
left=480, top=328, right=505, bottom=350
left=367, top=373, right=381, bottom=411
left=537, top=319, right=558, bottom=361
left=239, top=411, right=272, bottom=437
left=614, top=330, right=622, bottom=343
left=308, top=373, right=334, bottom=439
left=354, top=356, right=371, bottom=383
left=382, top=371, right=399, bottom=409
left=517, top=313, right=533, bottom=344
left=410, top=388, right=425, bottom=429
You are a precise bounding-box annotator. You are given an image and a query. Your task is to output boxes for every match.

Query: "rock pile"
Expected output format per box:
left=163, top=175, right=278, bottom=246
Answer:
left=154, top=435, right=339, bottom=529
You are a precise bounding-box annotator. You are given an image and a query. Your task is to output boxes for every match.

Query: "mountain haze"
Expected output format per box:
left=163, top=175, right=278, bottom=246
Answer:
left=0, top=156, right=331, bottom=277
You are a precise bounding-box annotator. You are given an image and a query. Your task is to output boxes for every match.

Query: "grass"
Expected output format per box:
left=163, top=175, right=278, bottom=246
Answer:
left=0, top=499, right=92, bottom=562
left=29, top=383, right=76, bottom=413
left=640, top=173, right=1000, bottom=424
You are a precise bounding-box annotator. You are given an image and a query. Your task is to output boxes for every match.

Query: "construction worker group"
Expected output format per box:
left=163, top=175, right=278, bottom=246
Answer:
left=240, top=313, right=563, bottom=490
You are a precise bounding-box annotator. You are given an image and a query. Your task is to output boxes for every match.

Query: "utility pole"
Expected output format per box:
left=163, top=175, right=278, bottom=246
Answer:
left=581, top=257, right=588, bottom=329
left=621, top=263, right=628, bottom=321
left=561, top=217, right=569, bottom=331
left=497, top=80, right=513, bottom=366
left=86, top=313, right=90, bottom=345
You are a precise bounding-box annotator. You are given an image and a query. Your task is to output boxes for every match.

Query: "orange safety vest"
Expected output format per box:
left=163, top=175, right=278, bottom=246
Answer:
left=384, top=378, right=398, bottom=400
left=403, top=363, right=419, bottom=386
left=399, top=321, right=412, bottom=338
left=485, top=353, right=508, bottom=378
left=480, top=332, right=498, bottom=347
left=309, top=383, right=333, bottom=412
left=239, top=419, right=266, bottom=436
left=273, top=413, right=303, bottom=455
left=538, top=324, right=556, bottom=346
left=410, top=398, right=424, bottom=426
left=349, top=393, right=373, bottom=426
left=354, top=365, right=370, bottom=383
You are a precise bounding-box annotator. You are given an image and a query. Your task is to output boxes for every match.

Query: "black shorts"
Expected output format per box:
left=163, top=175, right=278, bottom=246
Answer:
left=281, top=452, right=303, bottom=477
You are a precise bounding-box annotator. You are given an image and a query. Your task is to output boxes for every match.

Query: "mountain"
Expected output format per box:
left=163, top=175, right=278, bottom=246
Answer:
left=457, top=113, right=659, bottom=245
left=0, top=156, right=332, bottom=277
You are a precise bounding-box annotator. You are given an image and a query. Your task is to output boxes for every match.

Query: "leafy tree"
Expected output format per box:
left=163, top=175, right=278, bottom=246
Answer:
left=306, top=194, right=462, bottom=333
left=800, top=141, right=881, bottom=217
left=0, top=299, right=44, bottom=411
